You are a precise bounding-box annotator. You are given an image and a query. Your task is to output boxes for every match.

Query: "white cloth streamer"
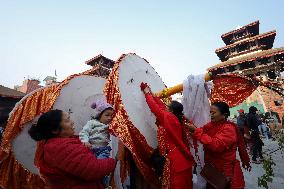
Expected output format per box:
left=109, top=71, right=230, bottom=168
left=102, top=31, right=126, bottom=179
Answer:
left=110, top=136, right=130, bottom=189
left=182, top=74, right=212, bottom=189
left=110, top=136, right=122, bottom=188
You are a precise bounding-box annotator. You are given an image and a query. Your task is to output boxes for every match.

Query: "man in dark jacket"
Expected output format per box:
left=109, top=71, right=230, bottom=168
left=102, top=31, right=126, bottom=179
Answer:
left=246, top=106, right=263, bottom=163
left=246, top=107, right=261, bottom=131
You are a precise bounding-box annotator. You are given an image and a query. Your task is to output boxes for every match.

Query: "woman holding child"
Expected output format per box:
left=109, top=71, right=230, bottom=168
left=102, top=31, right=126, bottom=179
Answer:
left=29, top=108, right=116, bottom=189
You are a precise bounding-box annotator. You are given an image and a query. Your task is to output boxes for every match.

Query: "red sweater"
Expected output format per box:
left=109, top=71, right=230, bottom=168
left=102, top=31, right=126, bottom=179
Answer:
left=194, top=121, right=250, bottom=188
left=38, top=137, right=116, bottom=189
left=145, top=93, right=194, bottom=173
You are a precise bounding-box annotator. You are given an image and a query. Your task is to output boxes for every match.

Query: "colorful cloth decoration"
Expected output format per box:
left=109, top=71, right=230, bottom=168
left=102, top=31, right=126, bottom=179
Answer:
left=211, top=74, right=258, bottom=107
left=0, top=68, right=99, bottom=189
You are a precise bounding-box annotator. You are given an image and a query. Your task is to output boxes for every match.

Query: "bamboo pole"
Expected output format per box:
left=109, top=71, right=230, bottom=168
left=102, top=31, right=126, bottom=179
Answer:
left=156, top=72, right=212, bottom=98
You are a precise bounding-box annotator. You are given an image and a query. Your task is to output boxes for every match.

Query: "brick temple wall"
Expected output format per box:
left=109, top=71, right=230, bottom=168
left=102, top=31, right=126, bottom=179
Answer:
left=259, top=86, right=284, bottom=127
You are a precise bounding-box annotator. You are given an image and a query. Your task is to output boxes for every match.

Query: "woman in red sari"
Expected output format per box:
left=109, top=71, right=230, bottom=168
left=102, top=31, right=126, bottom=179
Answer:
left=141, top=83, right=194, bottom=189
left=28, top=110, right=116, bottom=189
left=188, top=102, right=251, bottom=189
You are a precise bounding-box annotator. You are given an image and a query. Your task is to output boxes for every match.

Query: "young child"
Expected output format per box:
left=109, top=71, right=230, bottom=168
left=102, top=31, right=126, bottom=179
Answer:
left=79, top=100, right=114, bottom=188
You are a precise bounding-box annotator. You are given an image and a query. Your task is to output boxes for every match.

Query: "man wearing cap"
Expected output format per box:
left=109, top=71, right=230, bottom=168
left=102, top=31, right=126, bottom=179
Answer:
left=237, top=109, right=246, bottom=136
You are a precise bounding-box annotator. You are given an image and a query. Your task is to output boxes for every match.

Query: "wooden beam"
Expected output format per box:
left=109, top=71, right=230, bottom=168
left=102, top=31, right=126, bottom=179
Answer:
left=156, top=72, right=212, bottom=98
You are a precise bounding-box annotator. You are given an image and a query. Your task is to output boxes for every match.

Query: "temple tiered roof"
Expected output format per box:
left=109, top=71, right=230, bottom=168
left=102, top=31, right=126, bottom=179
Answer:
left=209, top=21, right=284, bottom=78
left=221, top=21, right=259, bottom=45
left=215, top=20, right=277, bottom=62
left=85, top=54, right=115, bottom=69
left=87, top=64, right=112, bottom=78
left=216, top=30, right=276, bottom=61
left=85, top=54, right=115, bottom=78
left=209, top=47, right=284, bottom=71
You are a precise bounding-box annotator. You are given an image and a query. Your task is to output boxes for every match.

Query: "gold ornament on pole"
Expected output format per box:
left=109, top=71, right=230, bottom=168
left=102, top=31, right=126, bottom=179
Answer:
left=156, top=72, right=212, bottom=98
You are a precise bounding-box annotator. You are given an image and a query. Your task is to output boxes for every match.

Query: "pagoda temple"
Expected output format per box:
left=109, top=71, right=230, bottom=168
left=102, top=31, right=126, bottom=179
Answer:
left=209, top=21, right=284, bottom=128
left=85, top=54, right=115, bottom=78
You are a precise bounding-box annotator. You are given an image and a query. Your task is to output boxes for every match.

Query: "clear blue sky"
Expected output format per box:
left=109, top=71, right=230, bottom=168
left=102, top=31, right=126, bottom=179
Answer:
left=1, top=0, right=284, bottom=88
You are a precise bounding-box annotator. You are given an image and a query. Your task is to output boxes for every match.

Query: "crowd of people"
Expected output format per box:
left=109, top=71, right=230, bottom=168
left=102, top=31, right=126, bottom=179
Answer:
left=235, top=107, right=275, bottom=164
left=2, top=83, right=278, bottom=189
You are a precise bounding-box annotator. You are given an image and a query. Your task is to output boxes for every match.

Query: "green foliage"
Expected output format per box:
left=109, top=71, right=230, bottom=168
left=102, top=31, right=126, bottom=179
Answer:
left=258, top=132, right=284, bottom=188
left=258, top=157, right=276, bottom=189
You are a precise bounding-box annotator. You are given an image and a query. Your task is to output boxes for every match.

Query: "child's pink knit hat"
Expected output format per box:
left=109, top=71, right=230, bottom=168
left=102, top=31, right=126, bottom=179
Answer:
left=91, top=100, right=113, bottom=118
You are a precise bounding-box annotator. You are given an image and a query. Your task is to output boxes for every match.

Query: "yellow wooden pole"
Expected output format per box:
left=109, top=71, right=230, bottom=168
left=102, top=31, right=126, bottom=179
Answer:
left=156, top=72, right=212, bottom=98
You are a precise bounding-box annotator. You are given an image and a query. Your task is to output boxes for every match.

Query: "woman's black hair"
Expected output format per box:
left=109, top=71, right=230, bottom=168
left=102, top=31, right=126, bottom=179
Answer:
left=28, top=109, right=63, bottom=141
left=95, top=107, right=113, bottom=120
left=168, top=101, right=184, bottom=123
left=212, top=101, right=230, bottom=118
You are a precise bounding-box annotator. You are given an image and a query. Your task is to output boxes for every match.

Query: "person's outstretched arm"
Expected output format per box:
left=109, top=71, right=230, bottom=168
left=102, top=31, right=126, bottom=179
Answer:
left=194, top=123, right=237, bottom=153
left=144, top=92, right=167, bottom=125
left=153, top=96, right=167, bottom=110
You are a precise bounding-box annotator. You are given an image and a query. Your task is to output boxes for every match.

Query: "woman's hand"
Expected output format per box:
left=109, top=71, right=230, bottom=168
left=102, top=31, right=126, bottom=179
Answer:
left=140, top=82, right=151, bottom=94
left=144, top=86, right=151, bottom=94
left=83, top=142, right=92, bottom=149
left=184, top=123, right=196, bottom=133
